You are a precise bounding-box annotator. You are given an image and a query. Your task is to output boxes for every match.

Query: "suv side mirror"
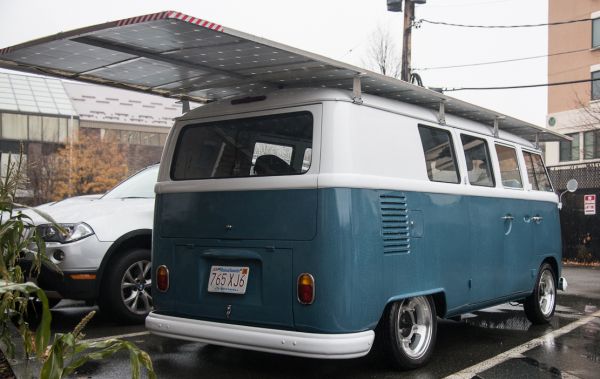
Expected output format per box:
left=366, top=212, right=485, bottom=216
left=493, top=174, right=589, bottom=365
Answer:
left=558, top=179, right=578, bottom=209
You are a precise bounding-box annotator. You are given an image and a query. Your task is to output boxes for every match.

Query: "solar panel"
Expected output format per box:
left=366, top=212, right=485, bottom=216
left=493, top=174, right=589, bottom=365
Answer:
left=0, top=10, right=568, bottom=142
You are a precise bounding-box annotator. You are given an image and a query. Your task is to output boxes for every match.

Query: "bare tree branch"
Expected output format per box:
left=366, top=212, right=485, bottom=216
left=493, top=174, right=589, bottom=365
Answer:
left=574, top=92, right=600, bottom=131
left=363, top=25, right=402, bottom=79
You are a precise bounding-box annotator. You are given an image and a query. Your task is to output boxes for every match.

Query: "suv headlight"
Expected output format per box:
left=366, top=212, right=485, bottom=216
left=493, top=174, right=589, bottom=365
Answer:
left=37, top=223, right=94, bottom=243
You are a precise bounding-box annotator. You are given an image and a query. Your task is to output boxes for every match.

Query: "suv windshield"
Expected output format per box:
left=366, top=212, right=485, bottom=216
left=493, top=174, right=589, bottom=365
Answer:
left=171, top=111, right=313, bottom=180
left=102, top=165, right=159, bottom=199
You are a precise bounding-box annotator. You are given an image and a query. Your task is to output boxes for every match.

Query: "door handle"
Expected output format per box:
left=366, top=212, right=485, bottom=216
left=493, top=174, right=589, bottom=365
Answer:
left=502, top=214, right=513, bottom=235
left=531, top=216, right=543, bottom=224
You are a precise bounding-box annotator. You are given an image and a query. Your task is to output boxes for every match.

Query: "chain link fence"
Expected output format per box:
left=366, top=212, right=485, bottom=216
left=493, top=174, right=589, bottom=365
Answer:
left=548, top=163, right=600, bottom=261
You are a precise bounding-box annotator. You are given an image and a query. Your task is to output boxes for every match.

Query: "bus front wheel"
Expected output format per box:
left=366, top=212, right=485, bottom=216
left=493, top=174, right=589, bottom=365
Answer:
left=524, top=263, right=556, bottom=324
left=380, top=296, right=437, bottom=370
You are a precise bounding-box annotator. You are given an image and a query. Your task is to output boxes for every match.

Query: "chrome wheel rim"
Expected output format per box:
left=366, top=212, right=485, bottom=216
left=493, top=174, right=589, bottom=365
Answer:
left=538, top=270, right=555, bottom=317
left=395, top=297, right=434, bottom=359
left=121, top=259, right=152, bottom=315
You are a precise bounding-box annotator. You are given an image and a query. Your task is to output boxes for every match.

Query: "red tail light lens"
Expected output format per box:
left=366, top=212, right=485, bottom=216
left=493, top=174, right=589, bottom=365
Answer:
left=297, top=273, right=315, bottom=304
left=156, top=265, right=169, bottom=292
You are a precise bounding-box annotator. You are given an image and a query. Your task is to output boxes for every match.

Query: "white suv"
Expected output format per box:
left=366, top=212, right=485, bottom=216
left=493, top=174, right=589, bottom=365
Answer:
left=24, top=164, right=158, bottom=323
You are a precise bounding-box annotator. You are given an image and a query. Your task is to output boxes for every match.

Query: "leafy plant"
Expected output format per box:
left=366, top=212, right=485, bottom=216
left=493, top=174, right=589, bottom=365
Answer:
left=0, top=280, right=51, bottom=359
left=41, top=311, right=156, bottom=379
left=0, top=149, right=155, bottom=378
left=0, top=150, right=53, bottom=359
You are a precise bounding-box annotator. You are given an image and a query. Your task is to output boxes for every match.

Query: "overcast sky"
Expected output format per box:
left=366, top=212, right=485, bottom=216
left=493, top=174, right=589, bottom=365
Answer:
left=0, top=0, right=549, bottom=125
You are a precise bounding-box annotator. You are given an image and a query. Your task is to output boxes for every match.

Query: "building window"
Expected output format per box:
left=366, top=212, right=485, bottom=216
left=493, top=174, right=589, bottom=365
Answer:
left=584, top=130, right=600, bottom=159
left=1, top=113, right=28, bottom=140
left=42, top=117, right=59, bottom=142
left=594, top=18, right=600, bottom=48
left=69, top=119, right=79, bottom=142
left=58, top=118, right=68, bottom=143
left=28, top=115, right=42, bottom=141
left=0, top=152, right=27, bottom=179
left=140, top=132, right=161, bottom=146
left=122, top=130, right=140, bottom=145
left=593, top=71, right=600, bottom=101
left=559, top=132, right=579, bottom=162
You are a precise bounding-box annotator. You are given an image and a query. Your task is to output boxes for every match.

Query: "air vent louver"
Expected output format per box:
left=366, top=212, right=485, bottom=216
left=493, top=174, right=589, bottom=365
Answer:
left=380, top=194, right=410, bottom=254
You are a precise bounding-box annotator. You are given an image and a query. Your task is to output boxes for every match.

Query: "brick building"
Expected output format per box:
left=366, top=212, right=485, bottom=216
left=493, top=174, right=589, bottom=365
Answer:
left=544, top=0, right=600, bottom=261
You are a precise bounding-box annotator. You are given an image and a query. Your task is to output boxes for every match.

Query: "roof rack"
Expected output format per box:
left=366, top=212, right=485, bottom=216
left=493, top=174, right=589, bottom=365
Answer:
left=0, top=10, right=568, bottom=143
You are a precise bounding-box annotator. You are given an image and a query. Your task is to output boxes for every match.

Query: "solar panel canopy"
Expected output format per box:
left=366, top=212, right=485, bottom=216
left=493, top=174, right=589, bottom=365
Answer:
left=0, top=10, right=567, bottom=143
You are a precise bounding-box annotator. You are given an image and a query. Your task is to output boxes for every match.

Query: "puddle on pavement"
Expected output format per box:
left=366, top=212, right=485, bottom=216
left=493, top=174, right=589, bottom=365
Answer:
left=461, top=294, right=600, bottom=332
left=476, top=357, right=567, bottom=379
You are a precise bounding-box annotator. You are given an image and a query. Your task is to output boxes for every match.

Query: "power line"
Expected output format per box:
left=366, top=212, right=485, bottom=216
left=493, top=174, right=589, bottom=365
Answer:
left=413, top=48, right=589, bottom=71
left=444, top=77, right=600, bottom=92
left=426, top=0, right=518, bottom=8
left=418, top=17, right=593, bottom=29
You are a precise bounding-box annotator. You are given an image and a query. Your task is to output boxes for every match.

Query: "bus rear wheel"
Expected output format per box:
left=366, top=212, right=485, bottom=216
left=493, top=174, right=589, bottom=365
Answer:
left=524, top=263, right=556, bottom=324
left=381, top=296, right=437, bottom=370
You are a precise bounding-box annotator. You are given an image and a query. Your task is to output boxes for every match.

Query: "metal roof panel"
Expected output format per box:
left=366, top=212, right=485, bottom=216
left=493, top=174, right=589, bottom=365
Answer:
left=0, top=10, right=568, bottom=142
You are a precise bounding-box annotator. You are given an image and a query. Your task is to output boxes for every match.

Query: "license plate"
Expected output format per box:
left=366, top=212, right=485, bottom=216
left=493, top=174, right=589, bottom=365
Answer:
left=207, top=266, right=249, bottom=294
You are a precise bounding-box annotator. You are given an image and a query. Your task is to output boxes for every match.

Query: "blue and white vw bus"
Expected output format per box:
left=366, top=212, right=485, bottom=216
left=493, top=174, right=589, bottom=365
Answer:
left=146, top=88, right=565, bottom=369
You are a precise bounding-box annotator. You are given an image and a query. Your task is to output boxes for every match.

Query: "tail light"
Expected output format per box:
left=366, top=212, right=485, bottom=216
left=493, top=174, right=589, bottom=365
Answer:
left=156, top=265, right=169, bottom=292
left=297, top=273, right=315, bottom=305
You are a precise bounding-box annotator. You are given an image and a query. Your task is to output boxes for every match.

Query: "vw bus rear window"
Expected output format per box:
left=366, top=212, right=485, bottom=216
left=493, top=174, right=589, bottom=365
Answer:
left=171, top=112, right=313, bottom=180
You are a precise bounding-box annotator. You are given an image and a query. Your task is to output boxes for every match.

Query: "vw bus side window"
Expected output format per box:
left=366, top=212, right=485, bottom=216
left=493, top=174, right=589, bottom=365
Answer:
left=523, top=151, right=553, bottom=192
left=418, top=125, right=460, bottom=184
left=171, top=112, right=313, bottom=180
left=460, top=134, right=495, bottom=187
left=495, top=144, right=523, bottom=189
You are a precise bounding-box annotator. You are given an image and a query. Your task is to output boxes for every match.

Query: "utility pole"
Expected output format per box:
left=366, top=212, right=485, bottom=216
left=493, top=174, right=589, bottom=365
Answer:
left=387, top=0, right=426, bottom=82
left=401, top=1, right=415, bottom=82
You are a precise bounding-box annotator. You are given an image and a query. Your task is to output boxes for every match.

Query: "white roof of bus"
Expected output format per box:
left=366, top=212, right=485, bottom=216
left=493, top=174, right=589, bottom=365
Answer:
left=0, top=10, right=568, bottom=143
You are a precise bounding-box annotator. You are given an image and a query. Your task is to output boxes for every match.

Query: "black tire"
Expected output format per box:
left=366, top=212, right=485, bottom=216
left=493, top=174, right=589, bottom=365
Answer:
left=99, top=248, right=152, bottom=324
left=379, top=296, right=437, bottom=370
left=524, top=263, right=556, bottom=324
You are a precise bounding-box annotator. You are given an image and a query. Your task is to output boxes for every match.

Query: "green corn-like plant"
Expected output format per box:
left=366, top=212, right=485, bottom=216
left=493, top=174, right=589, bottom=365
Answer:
left=0, top=149, right=53, bottom=359
left=41, top=311, right=156, bottom=379
left=0, top=149, right=156, bottom=378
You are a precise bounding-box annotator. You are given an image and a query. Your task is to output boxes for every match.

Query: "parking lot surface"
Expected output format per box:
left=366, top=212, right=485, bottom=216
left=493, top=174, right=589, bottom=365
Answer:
left=11, top=266, right=600, bottom=378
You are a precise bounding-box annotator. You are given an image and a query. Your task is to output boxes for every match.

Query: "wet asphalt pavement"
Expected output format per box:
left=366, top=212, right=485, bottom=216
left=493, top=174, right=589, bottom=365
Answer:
left=13, top=266, right=600, bottom=378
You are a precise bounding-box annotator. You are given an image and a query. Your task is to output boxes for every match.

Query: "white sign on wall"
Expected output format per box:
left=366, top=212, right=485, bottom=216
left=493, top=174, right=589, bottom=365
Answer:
left=584, top=194, right=596, bottom=216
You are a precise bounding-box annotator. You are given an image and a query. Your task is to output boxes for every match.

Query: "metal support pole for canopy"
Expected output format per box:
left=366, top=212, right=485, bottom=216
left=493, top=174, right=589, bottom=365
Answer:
left=352, top=76, right=363, bottom=105
left=493, top=116, right=505, bottom=138
left=438, top=100, right=446, bottom=125
left=181, top=100, right=190, bottom=114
